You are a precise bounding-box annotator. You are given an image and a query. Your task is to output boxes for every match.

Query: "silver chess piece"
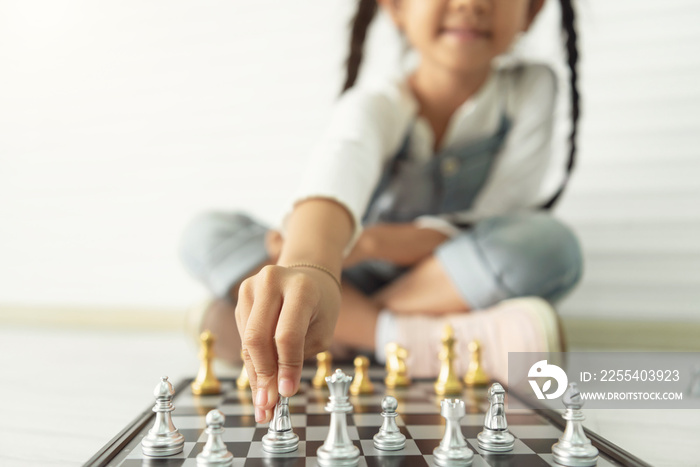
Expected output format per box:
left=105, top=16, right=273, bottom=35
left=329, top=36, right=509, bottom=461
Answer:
left=197, top=410, right=234, bottom=466
left=552, top=383, right=599, bottom=466
left=316, top=369, right=361, bottom=466
left=262, top=395, right=299, bottom=453
left=141, top=376, right=185, bottom=457
left=433, top=399, right=474, bottom=466
left=477, top=382, right=515, bottom=452
left=373, top=396, right=406, bottom=451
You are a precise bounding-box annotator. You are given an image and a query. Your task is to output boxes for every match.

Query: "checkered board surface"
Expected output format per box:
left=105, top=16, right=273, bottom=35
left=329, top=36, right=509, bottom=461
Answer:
left=89, top=375, right=649, bottom=467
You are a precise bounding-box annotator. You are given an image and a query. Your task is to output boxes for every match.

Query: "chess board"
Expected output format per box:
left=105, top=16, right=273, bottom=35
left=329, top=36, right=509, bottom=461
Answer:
left=86, top=370, right=650, bottom=467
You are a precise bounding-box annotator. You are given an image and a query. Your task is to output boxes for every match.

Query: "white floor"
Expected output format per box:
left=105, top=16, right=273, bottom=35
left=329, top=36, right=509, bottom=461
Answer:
left=0, top=327, right=698, bottom=467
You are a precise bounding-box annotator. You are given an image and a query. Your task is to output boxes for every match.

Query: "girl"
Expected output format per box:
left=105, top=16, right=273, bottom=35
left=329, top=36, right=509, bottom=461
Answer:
left=180, top=0, right=582, bottom=424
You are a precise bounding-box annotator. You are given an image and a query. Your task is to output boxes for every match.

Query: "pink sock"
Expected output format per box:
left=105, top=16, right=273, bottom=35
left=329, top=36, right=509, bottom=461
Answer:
left=391, top=297, right=560, bottom=383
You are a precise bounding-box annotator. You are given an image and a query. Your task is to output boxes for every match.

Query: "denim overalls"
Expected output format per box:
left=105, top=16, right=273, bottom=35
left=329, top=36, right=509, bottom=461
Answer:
left=362, top=114, right=511, bottom=226
left=343, top=113, right=582, bottom=308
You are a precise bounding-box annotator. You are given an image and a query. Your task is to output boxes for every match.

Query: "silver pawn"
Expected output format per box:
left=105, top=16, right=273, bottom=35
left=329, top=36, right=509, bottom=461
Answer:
left=262, top=395, right=299, bottom=453
left=373, top=396, right=406, bottom=451
left=477, top=382, right=515, bottom=452
left=197, top=410, right=233, bottom=466
left=552, top=383, right=599, bottom=466
left=141, top=376, right=185, bottom=457
left=317, top=369, right=361, bottom=466
left=433, top=399, right=474, bottom=467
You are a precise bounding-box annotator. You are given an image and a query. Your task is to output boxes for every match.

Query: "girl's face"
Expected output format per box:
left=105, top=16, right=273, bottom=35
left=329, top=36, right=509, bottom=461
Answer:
left=382, top=0, right=544, bottom=75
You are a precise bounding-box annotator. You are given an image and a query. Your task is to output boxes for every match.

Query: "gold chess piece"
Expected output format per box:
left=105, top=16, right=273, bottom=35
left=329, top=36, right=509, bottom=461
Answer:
left=191, top=330, right=222, bottom=395
left=236, top=349, right=250, bottom=390
left=312, top=351, right=332, bottom=389
left=434, top=324, right=463, bottom=396
left=384, top=342, right=411, bottom=389
left=464, top=340, right=491, bottom=387
left=350, top=355, right=375, bottom=395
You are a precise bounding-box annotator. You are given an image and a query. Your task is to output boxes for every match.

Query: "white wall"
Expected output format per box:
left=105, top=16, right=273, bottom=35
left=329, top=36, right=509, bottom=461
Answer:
left=557, top=0, right=700, bottom=321
left=1, top=1, right=698, bottom=320
left=0, top=0, right=353, bottom=309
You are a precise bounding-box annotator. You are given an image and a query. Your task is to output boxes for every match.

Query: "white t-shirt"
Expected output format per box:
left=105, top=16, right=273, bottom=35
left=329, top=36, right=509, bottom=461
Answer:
left=290, top=61, right=559, bottom=251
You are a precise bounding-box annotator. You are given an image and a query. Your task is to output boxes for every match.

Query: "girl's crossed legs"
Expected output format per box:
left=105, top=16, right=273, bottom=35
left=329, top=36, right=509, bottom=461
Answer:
left=180, top=211, right=582, bottom=376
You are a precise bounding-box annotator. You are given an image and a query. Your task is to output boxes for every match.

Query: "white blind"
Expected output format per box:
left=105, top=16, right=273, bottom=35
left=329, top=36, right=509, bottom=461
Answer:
left=556, top=0, right=700, bottom=321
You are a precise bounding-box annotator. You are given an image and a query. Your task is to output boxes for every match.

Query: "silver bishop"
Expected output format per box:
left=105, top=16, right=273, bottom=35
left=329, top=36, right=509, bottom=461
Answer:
left=552, top=383, right=599, bottom=466
left=141, top=376, right=185, bottom=457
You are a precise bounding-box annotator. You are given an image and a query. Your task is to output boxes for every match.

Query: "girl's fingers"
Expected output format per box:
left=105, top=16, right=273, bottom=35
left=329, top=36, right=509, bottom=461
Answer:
left=241, top=267, right=285, bottom=422
left=240, top=347, right=262, bottom=421
left=274, top=284, right=314, bottom=398
left=235, top=276, right=258, bottom=397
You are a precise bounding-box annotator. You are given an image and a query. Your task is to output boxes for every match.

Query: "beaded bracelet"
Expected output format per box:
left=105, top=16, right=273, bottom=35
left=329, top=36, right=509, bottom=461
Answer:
left=286, top=263, right=342, bottom=292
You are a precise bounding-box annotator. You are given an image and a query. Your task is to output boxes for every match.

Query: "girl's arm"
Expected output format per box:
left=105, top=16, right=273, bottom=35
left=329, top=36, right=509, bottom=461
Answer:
left=235, top=198, right=353, bottom=424
left=346, top=223, right=450, bottom=266
left=267, top=222, right=452, bottom=267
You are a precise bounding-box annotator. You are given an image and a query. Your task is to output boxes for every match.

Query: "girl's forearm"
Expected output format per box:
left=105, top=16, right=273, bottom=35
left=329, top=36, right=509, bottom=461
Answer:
left=277, top=198, right=354, bottom=277
left=364, top=223, right=449, bottom=266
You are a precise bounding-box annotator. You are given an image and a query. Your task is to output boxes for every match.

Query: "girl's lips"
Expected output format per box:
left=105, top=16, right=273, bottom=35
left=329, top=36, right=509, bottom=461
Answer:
left=441, top=28, right=489, bottom=41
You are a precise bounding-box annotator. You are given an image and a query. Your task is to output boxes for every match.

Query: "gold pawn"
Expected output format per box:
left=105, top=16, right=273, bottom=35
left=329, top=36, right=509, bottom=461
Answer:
left=384, top=342, right=411, bottom=389
left=191, top=330, right=222, bottom=395
left=236, top=349, right=250, bottom=390
left=350, top=355, right=375, bottom=395
left=312, top=351, right=332, bottom=389
left=463, top=340, right=490, bottom=387
left=434, top=324, right=463, bottom=396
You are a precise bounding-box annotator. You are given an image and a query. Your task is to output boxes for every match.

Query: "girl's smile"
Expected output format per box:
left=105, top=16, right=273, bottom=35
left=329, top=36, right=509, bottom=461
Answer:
left=439, top=27, right=490, bottom=43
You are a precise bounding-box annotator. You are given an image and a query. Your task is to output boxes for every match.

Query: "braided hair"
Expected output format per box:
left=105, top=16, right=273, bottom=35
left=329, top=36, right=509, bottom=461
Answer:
left=341, top=0, right=378, bottom=94
left=340, top=0, right=580, bottom=210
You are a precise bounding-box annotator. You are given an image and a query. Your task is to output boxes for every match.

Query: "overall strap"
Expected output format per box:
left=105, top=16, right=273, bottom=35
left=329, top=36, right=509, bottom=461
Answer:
left=361, top=121, right=415, bottom=224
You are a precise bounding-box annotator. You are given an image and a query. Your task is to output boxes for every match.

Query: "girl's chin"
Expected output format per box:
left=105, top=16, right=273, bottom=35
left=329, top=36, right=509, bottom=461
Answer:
left=431, top=53, right=492, bottom=76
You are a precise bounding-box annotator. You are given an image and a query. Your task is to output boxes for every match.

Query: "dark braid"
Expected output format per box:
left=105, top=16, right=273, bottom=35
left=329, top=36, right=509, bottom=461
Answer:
left=341, top=0, right=377, bottom=94
left=541, top=0, right=581, bottom=209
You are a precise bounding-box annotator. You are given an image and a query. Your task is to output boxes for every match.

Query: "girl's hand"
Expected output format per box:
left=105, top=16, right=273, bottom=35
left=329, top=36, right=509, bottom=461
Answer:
left=234, top=264, right=341, bottom=424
